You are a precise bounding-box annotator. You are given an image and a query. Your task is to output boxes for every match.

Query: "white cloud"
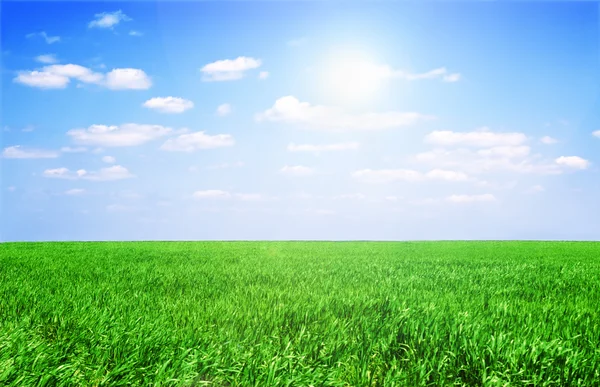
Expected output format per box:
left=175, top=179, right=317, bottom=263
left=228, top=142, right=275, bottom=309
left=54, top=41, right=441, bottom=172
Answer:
left=476, top=146, right=531, bottom=158
left=88, top=10, right=131, bottom=29
left=443, top=73, right=461, bottom=83
left=14, top=71, right=70, bottom=89
left=287, top=142, right=359, bottom=152
left=206, top=162, right=244, bottom=170
left=425, top=169, right=470, bottom=181
left=334, top=193, right=366, bottom=200
left=129, top=30, right=143, bottom=37
left=65, top=188, right=85, bottom=195
left=14, top=64, right=151, bottom=90
left=425, top=128, right=527, bottom=147
left=26, top=31, right=60, bottom=44
left=353, top=168, right=469, bottom=183
left=541, top=136, right=558, bottom=144
left=555, top=156, right=590, bottom=170
left=143, top=97, right=193, bottom=114
left=352, top=169, right=422, bottom=183
left=104, top=68, right=152, bottom=90
left=2, top=146, right=59, bottom=159
left=280, top=165, right=314, bottom=176
left=106, top=204, right=138, bottom=212
left=415, top=148, right=562, bottom=175
left=287, top=37, right=308, bottom=47
left=102, top=155, right=116, bottom=164
left=257, top=96, right=433, bottom=131
left=35, top=54, right=58, bottom=64
left=200, top=56, right=262, bottom=81
left=160, top=131, right=234, bottom=152
left=446, top=194, right=496, bottom=203
left=192, top=190, right=271, bottom=202
left=60, top=146, right=88, bottom=153
left=192, top=190, right=231, bottom=199
left=43, top=165, right=134, bottom=181
left=67, top=124, right=172, bottom=147
left=592, top=130, right=600, bottom=138
left=216, top=103, right=232, bottom=117
left=525, top=185, right=545, bottom=194
left=258, top=71, right=269, bottom=80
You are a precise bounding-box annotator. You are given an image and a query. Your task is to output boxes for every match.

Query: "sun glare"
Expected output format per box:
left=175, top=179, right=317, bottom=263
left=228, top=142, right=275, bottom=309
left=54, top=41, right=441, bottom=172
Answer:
left=319, top=48, right=388, bottom=106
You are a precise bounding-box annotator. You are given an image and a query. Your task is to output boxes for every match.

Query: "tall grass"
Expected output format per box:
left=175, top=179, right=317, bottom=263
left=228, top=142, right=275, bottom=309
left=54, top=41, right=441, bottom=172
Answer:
left=1, top=241, right=599, bottom=386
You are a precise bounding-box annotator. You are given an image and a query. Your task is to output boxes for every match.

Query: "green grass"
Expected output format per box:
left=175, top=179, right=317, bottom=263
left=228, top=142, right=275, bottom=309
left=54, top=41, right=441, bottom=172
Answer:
left=1, top=241, right=600, bottom=386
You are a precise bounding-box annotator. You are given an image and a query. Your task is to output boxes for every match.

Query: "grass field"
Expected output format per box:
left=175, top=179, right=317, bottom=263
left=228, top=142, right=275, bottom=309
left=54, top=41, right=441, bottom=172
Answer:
left=1, top=241, right=599, bottom=386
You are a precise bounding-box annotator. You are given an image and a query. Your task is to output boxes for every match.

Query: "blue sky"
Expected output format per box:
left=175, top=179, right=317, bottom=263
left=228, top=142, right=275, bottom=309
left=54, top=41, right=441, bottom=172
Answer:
left=2, top=1, right=599, bottom=241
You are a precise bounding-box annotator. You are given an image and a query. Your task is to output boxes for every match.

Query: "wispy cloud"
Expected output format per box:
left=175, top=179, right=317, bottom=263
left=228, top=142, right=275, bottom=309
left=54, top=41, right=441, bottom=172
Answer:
left=43, top=165, right=134, bottom=181
left=35, top=54, right=58, bottom=64
left=216, top=103, right=232, bottom=117
left=26, top=31, right=60, bottom=44
left=14, top=64, right=152, bottom=90
left=143, top=97, right=194, bottom=114
left=67, top=124, right=172, bottom=147
left=257, top=96, right=433, bottom=131
left=2, top=146, right=59, bottom=159
left=287, top=142, right=359, bottom=152
left=280, top=165, right=314, bottom=176
left=200, top=56, right=262, bottom=81
left=160, top=131, right=234, bottom=152
left=88, top=10, right=131, bottom=29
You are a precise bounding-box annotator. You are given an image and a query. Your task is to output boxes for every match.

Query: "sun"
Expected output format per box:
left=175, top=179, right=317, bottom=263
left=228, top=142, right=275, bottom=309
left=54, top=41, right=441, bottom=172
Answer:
left=319, top=48, right=388, bottom=106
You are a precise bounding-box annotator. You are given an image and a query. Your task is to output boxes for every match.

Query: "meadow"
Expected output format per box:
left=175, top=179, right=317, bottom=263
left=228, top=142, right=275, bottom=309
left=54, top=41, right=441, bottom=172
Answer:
left=1, top=241, right=599, bottom=386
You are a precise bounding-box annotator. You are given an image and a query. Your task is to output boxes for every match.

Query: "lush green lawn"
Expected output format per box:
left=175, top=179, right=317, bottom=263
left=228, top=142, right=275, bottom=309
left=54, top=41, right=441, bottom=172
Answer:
left=1, top=241, right=599, bottom=386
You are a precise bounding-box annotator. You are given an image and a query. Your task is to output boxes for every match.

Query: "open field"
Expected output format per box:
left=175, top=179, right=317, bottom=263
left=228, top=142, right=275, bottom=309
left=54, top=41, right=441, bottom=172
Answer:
left=1, top=241, right=600, bottom=386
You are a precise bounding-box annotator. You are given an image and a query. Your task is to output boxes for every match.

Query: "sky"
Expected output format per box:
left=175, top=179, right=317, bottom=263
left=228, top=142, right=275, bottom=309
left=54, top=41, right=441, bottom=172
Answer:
left=1, top=1, right=600, bottom=241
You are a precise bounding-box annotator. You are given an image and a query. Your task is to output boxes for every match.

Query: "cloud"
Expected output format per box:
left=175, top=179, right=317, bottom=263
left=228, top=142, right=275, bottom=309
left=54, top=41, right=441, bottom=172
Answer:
left=193, top=190, right=232, bottom=199
left=67, top=124, right=172, bottom=147
left=476, top=146, right=531, bottom=158
left=425, top=169, right=470, bottom=181
left=446, top=194, right=496, bottom=203
left=280, top=165, right=314, bottom=176
left=555, top=156, right=590, bottom=170
left=14, top=71, right=70, bottom=89
left=425, top=128, right=527, bottom=147
left=256, top=96, right=433, bottom=131
left=60, top=146, right=88, bottom=153
left=88, top=10, right=131, bottom=29
left=205, top=162, right=244, bottom=170
left=385, top=196, right=400, bottom=202
left=129, top=30, right=143, bottom=37
left=216, top=103, right=232, bottom=117
left=14, top=64, right=151, bottom=90
left=43, top=165, right=134, bottom=181
left=541, top=136, right=558, bottom=144
left=26, top=31, right=60, bottom=44
left=525, top=185, right=545, bottom=194
left=64, top=188, right=85, bottom=196
left=287, top=142, right=359, bottom=152
left=104, top=68, right=152, bottom=90
left=160, top=131, right=234, bottom=152
left=35, top=54, right=58, bottom=64
left=258, top=71, right=269, bottom=80
left=2, top=146, right=59, bottom=159
left=8, top=186, right=17, bottom=192
left=143, top=97, right=193, bottom=114
left=287, top=37, right=308, bottom=47
left=353, top=168, right=469, bottom=183
left=200, top=56, right=262, bottom=81
left=352, top=169, right=422, bottom=183
left=334, top=193, right=366, bottom=200
left=593, top=130, right=600, bottom=138
left=102, top=155, right=116, bottom=164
